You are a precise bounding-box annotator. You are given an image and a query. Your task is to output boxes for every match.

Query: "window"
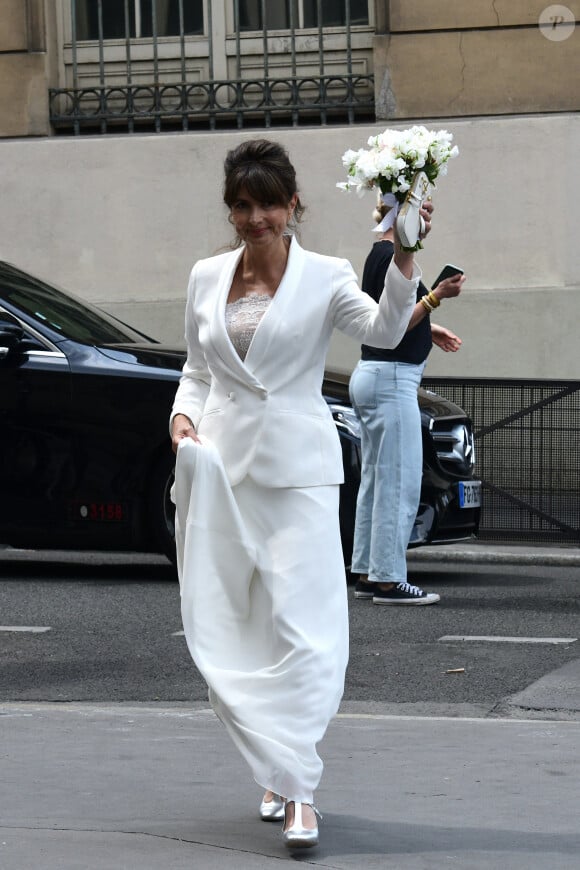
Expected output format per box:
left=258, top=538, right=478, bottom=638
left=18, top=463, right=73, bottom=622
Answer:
left=238, top=0, right=369, bottom=31
left=73, top=0, right=204, bottom=40
left=239, top=0, right=297, bottom=30
left=303, top=0, right=369, bottom=27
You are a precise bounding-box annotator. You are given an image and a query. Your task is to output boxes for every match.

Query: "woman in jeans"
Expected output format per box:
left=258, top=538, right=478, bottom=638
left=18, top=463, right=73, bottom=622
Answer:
left=349, top=195, right=465, bottom=605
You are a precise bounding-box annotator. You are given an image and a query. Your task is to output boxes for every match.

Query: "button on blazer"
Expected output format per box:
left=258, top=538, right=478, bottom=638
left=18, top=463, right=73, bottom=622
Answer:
left=171, top=236, right=419, bottom=488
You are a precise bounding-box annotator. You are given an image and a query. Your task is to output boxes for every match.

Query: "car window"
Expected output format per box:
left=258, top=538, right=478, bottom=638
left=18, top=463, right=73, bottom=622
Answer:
left=0, top=262, right=152, bottom=345
left=0, top=309, right=53, bottom=350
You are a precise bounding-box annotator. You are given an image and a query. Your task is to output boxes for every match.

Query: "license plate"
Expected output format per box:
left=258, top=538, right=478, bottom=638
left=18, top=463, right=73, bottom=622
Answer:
left=458, top=480, right=481, bottom=508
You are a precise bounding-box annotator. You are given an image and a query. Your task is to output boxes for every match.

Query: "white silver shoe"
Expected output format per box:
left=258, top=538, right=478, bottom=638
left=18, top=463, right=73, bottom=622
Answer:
left=396, top=170, right=430, bottom=248
left=282, top=801, right=321, bottom=849
left=259, top=793, right=285, bottom=822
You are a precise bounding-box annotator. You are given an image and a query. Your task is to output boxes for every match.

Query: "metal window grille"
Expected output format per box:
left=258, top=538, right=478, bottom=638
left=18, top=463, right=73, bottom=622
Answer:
left=423, top=378, right=580, bottom=545
left=49, top=0, right=375, bottom=134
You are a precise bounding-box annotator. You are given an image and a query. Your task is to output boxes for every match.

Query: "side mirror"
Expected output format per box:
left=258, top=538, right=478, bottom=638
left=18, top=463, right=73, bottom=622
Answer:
left=0, top=321, right=24, bottom=358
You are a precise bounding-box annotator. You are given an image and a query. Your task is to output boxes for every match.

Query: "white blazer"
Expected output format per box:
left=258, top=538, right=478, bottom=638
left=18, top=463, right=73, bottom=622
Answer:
left=171, top=236, right=419, bottom=488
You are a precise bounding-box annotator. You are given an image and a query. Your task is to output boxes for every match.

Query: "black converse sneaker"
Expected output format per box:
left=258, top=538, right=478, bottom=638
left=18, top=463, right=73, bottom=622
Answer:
left=353, top=578, right=375, bottom=599
left=372, top=581, right=440, bottom=606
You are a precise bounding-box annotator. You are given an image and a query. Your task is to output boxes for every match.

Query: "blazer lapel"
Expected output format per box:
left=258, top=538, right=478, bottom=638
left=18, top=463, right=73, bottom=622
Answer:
left=244, top=236, right=306, bottom=373
left=208, top=246, right=267, bottom=391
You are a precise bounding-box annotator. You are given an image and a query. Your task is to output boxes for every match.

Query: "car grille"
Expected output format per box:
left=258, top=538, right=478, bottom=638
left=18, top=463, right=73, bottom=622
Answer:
left=430, top=418, right=476, bottom=477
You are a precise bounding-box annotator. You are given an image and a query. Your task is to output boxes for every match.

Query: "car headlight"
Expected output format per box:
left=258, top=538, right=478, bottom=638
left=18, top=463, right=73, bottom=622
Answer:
left=430, top=419, right=476, bottom=475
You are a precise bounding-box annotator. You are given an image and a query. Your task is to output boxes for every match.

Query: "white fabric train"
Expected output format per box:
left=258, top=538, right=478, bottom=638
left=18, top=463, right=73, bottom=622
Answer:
left=172, top=436, right=349, bottom=803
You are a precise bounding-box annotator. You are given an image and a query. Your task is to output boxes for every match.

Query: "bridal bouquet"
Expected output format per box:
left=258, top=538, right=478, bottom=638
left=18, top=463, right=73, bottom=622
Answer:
left=337, top=125, right=459, bottom=250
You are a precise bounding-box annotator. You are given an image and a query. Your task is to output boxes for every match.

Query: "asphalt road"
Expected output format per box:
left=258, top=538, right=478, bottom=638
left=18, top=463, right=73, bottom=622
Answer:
left=1, top=550, right=579, bottom=714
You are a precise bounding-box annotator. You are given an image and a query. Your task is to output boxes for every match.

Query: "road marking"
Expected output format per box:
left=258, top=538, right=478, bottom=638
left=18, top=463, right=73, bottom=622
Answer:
left=172, top=630, right=185, bottom=636
left=0, top=626, right=51, bottom=633
left=439, top=635, right=577, bottom=645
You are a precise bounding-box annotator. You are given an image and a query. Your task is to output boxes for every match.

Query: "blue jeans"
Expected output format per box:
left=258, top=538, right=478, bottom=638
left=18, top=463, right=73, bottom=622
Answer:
left=349, top=359, right=425, bottom=584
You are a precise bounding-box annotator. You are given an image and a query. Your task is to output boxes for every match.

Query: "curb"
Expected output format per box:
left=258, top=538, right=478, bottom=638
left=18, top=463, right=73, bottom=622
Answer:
left=406, top=545, right=580, bottom=568
left=2, top=546, right=580, bottom=569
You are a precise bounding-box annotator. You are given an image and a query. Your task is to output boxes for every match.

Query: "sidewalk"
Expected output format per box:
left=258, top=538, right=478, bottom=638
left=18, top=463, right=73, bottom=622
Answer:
left=1, top=701, right=579, bottom=870
left=407, top=540, right=580, bottom=567
left=1, top=543, right=579, bottom=869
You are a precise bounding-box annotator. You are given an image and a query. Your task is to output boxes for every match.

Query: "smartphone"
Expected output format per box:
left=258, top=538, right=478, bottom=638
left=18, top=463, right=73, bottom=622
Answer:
left=431, top=264, right=464, bottom=290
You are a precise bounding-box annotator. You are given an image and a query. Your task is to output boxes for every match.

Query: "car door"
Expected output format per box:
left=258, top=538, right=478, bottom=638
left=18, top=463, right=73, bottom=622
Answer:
left=0, top=309, right=74, bottom=547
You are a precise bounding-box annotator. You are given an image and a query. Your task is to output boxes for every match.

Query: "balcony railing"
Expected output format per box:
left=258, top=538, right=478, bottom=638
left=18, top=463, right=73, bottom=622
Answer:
left=50, top=0, right=376, bottom=133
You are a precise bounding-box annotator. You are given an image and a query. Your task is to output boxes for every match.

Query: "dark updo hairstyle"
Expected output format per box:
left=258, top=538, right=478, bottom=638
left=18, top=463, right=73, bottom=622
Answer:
left=223, top=139, right=305, bottom=244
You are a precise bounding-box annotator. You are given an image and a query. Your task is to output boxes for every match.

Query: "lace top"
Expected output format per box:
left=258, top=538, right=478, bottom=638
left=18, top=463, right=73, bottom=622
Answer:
left=225, top=292, right=272, bottom=361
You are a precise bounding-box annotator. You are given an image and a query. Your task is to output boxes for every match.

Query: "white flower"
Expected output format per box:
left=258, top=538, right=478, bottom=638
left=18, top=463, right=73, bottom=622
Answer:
left=374, top=151, right=406, bottom=176
left=341, top=148, right=363, bottom=170
left=338, top=125, right=459, bottom=204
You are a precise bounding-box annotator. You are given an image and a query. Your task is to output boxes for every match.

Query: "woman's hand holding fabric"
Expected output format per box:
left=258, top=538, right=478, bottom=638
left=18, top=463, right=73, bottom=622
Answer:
left=171, top=413, right=201, bottom=453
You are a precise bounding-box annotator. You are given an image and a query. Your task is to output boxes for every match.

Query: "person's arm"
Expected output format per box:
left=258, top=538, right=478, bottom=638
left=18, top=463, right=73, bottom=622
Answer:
left=331, top=200, right=437, bottom=348
left=169, top=264, right=210, bottom=451
left=330, top=256, right=419, bottom=349
left=406, top=271, right=465, bottom=331
left=431, top=323, right=462, bottom=352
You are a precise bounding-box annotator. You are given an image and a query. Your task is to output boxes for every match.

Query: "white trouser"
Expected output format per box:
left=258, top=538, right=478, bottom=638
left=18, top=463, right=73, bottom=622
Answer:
left=173, top=437, right=349, bottom=803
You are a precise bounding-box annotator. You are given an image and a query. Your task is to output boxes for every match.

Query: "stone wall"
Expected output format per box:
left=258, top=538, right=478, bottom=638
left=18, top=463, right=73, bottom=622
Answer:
left=0, top=116, right=578, bottom=379
left=375, top=1, right=580, bottom=118
left=0, top=0, right=51, bottom=137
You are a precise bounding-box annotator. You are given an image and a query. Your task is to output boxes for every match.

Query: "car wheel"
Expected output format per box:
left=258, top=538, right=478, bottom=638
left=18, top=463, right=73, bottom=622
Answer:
left=147, top=449, right=176, bottom=565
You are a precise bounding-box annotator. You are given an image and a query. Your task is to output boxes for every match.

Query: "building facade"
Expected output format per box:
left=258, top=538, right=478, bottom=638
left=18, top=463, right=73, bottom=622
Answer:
left=0, top=1, right=579, bottom=378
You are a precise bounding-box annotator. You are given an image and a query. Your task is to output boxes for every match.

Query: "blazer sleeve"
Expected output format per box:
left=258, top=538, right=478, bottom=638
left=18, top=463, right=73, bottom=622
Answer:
left=329, top=256, right=420, bottom=349
left=169, top=264, right=212, bottom=432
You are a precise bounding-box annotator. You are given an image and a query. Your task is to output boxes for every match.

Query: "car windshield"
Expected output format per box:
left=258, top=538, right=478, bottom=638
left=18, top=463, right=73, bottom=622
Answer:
left=0, top=261, right=152, bottom=345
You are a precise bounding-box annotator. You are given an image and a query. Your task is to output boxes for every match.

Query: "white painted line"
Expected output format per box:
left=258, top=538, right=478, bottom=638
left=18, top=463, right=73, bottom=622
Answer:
left=439, top=635, right=577, bottom=645
left=172, top=630, right=185, bottom=636
left=0, top=626, right=51, bottom=633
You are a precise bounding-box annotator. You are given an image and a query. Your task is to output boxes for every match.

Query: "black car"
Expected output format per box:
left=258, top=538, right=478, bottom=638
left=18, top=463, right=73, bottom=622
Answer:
left=0, top=260, right=480, bottom=565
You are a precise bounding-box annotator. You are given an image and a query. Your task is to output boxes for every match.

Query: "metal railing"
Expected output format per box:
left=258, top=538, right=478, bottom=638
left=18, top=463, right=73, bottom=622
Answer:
left=422, top=378, right=580, bottom=545
left=49, top=0, right=376, bottom=134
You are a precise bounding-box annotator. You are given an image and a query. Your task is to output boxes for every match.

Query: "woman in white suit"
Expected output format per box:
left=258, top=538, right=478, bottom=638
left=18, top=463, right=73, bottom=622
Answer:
left=170, top=139, right=432, bottom=850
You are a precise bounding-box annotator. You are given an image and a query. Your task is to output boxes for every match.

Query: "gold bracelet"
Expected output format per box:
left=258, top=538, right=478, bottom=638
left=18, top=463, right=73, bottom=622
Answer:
left=427, top=290, right=441, bottom=309
left=420, top=296, right=433, bottom=313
